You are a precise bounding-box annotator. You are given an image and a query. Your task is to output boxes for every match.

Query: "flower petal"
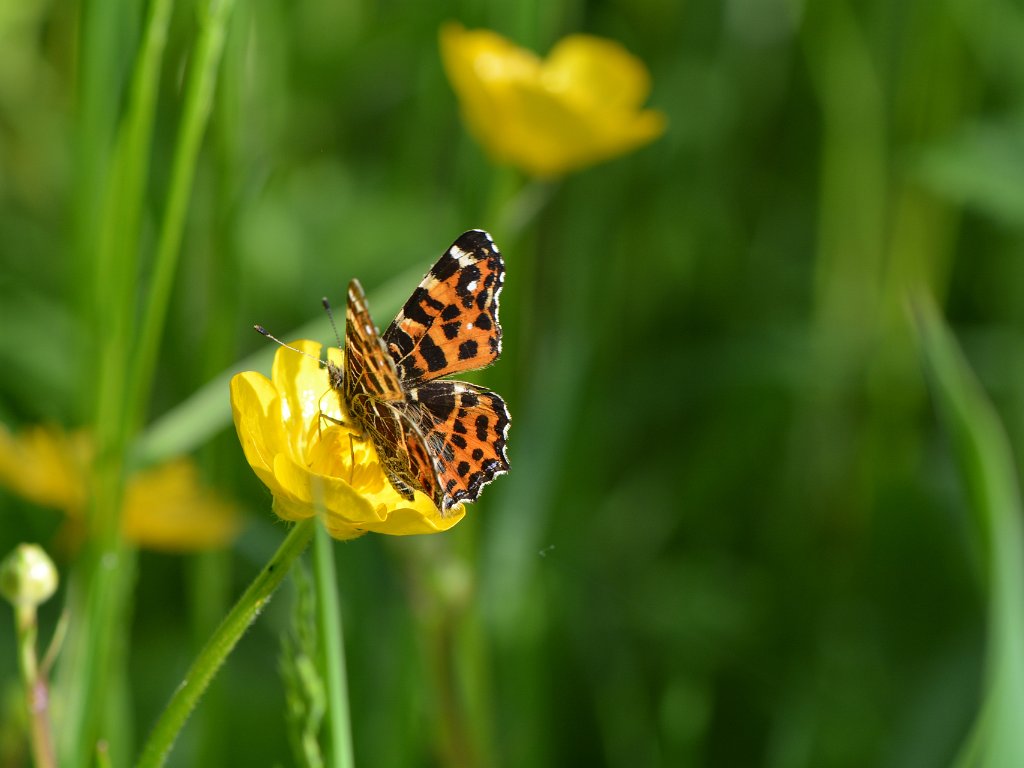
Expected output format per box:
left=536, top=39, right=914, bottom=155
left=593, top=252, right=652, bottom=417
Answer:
left=271, top=339, right=337, bottom=444
left=544, top=35, right=653, bottom=111
left=230, top=371, right=289, bottom=491
left=357, top=501, right=466, bottom=536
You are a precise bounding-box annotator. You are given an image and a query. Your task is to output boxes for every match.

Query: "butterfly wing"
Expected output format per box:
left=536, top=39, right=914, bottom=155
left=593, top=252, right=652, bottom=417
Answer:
left=342, top=279, right=422, bottom=501
left=401, top=380, right=510, bottom=510
left=382, top=230, right=504, bottom=385
left=342, top=236, right=510, bottom=512
left=343, top=279, right=404, bottom=406
left=373, top=404, right=435, bottom=503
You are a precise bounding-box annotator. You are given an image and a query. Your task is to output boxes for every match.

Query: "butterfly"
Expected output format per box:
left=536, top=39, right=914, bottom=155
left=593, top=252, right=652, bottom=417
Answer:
left=326, top=230, right=510, bottom=512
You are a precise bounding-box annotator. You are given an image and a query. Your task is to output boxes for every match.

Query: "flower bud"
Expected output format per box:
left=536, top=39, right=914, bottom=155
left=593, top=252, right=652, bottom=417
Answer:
left=0, top=544, right=59, bottom=608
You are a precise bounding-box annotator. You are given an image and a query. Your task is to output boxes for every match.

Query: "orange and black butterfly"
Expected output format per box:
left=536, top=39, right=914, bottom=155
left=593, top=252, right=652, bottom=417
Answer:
left=327, top=230, right=510, bottom=512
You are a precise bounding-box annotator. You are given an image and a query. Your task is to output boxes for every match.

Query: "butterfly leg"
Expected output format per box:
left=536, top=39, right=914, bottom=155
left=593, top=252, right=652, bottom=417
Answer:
left=317, top=411, right=367, bottom=444
left=318, top=411, right=346, bottom=428
left=315, top=386, right=365, bottom=438
left=347, top=432, right=357, bottom=486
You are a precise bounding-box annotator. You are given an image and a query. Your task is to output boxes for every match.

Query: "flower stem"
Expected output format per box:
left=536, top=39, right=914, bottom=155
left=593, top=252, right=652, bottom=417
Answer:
left=136, top=518, right=316, bottom=768
left=15, top=604, right=55, bottom=768
left=311, top=524, right=355, bottom=768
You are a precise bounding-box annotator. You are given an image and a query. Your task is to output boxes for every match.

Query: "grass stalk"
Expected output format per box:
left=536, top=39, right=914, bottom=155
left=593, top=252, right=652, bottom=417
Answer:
left=125, top=0, right=237, bottom=438
left=60, top=0, right=175, bottom=762
left=912, top=293, right=1024, bottom=767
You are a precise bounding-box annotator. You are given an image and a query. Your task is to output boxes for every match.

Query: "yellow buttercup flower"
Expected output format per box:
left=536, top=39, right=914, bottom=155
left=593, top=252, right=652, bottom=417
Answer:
left=441, top=23, right=666, bottom=177
left=229, top=341, right=464, bottom=540
left=0, top=425, right=89, bottom=513
left=0, top=424, right=241, bottom=552
left=123, top=460, right=242, bottom=552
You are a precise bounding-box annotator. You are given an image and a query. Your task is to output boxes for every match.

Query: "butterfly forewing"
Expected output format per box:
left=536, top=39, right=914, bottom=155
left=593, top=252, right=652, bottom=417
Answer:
left=383, top=230, right=504, bottom=386
left=341, top=280, right=420, bottom=500
left=344, top=280, right=404, bottom=405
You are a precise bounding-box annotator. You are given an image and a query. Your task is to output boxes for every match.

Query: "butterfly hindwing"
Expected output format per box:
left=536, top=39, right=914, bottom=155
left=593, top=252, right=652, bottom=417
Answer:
left=383, top=230, right=504, bottom=385
left=404, top=380, right=510, bottom=510
left=376, top=402, right=435, bottom=503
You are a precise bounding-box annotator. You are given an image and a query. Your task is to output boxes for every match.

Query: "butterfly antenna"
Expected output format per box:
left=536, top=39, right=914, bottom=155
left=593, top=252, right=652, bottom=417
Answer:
left=322, top=297, right=344, bottom=349
left=253, top=325, right=325, bottom=368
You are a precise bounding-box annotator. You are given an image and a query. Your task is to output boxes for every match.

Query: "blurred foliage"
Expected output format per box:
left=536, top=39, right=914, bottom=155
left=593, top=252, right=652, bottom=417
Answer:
left=280, top=564, right=326, bottom=768
left=2, top=0, right=1024, bottom=766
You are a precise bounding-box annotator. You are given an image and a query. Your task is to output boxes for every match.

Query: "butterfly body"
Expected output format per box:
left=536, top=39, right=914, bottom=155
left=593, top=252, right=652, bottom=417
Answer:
left=333, top=230, right=510, bottom=512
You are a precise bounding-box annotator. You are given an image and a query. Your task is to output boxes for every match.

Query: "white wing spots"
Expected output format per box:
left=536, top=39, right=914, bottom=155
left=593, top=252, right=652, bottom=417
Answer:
left=364, top=324, right=375, bottom=335
left=465, top=280, right=477, bottom=292
left=466, top=323, right=474, bottom=331
left=456, top=249, right=480, bottom=268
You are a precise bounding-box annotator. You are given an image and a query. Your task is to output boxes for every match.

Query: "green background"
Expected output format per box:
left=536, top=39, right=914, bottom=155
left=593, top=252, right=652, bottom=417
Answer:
left=2, top=1, right=1023, bottom=766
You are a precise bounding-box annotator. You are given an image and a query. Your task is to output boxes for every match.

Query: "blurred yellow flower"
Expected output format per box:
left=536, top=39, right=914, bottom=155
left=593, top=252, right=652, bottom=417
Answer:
left=0, top=425, right=89, bottom=512
left=229, top=341, right=464, bottom=541
left=122, top=461, right=241, bottom=552
left=441, top=23, right=666, bottom=177
left=0, top=424, right=241, bottom=552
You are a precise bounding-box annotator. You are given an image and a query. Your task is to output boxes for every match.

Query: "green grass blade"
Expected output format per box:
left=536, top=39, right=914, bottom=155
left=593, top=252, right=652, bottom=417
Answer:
left=125, top=0, right=237, bottom=438
left=912, top=292, right=1024, bottom=768
left=59, top=0, right=173, bottom=763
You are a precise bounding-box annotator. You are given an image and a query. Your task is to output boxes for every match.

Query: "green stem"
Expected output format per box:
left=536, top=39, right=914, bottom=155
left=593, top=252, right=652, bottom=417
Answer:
left=96, top=741, right=114, bottom=768
left=136, top=518, right=316, bottom=768
left=311, top=524, right=355, bottom=768
left=15, top=604, right=55, bottom=768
